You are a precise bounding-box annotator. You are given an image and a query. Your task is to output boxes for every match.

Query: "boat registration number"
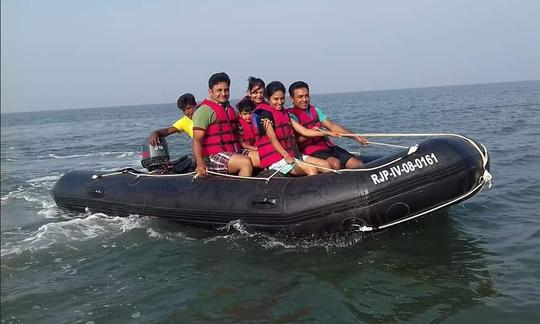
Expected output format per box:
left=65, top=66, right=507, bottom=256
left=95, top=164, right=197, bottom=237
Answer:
left=370, top=153, right=439, bottom=185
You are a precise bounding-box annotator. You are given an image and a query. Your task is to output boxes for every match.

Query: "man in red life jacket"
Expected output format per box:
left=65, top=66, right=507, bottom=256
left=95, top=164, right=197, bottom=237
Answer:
left=192, top=73, right=253, bottom=177
left=287, top=81, right=369, bottom=170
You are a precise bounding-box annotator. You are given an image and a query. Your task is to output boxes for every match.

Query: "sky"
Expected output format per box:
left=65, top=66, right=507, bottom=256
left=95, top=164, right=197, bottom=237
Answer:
left=1, top=0, right=539, bottom=113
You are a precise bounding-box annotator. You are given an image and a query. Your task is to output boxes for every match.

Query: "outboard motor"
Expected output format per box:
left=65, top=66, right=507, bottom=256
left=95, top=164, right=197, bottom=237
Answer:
left=141, top=137, right=170, bottom=172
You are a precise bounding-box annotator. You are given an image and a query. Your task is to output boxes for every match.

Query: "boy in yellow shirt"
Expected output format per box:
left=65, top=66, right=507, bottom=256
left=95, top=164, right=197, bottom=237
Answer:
left=149, top=93, right=196, bottom=146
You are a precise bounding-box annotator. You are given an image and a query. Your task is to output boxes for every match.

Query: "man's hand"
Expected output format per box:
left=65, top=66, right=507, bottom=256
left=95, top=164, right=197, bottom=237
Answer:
left=262, top=118, right=273, bottom=130
left=356, top=136, right=369, bottom=145
left=195, top=163, right=208, bottom=177
left=284, top=154, right=295, bottom=164
left=149, top=132, right=161, bottom=146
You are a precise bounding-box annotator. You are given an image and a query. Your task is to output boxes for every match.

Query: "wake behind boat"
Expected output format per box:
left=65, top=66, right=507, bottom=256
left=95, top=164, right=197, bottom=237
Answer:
left=51, top=134, right=491, bottom=235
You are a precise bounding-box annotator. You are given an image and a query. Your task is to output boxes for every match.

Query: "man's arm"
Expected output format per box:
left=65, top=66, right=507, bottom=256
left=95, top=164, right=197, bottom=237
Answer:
left=192, top=129, right=207, bottom=176
left=149, top=127, right=179, bottom=146
left=291, top=119, right=339, bottom=138
left=320, top=119, right=368, bottom=144
left=191, top=105, right=216, bottom=176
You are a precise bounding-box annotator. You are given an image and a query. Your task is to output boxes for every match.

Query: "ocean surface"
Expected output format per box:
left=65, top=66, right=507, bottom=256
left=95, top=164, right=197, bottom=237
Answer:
left=1, top=80, right=539, bottom=323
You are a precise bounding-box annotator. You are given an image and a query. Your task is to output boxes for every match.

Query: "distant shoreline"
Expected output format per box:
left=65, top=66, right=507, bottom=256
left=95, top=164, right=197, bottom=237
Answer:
left=2, top=79, right=538, bottom=115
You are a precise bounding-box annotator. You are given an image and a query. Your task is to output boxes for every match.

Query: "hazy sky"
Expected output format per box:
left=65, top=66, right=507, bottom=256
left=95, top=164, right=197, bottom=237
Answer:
left=2, top=0, right=539, bottom=113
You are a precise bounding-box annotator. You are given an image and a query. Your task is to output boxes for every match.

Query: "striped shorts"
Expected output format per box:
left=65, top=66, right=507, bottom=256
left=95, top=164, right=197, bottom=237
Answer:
left=205, top=152, right=234, bottom=174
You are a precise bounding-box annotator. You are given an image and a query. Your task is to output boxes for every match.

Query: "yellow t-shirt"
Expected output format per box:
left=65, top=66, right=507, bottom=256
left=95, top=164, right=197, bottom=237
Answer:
left=172, top=116, right=193, bottom=138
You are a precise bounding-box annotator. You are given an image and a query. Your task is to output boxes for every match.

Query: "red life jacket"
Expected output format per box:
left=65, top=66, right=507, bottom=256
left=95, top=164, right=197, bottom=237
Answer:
left=199, top=99, right=239, bottom=157
left=238, top=118, right=256, bottom=146
left=287, top=105, right=334, bottom=155
left=255, top=104, right=297, bottom=168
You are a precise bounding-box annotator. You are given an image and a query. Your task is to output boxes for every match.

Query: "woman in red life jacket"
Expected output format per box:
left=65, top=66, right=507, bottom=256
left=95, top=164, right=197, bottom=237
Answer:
left=236, top=77, right=266, bottom=107
left=254, top=81, right=338, bottom=176
left=236, top=98, right=260, bottom=168
left=247, top=77, right=266, bottom=106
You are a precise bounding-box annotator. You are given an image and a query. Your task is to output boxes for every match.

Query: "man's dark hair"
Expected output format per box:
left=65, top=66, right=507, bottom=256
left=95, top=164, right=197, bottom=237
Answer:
left=237, top=98, right=255, bottom=113
left=265, top=81, right=286, bottom=99
left=208, top=72, right=231, bottom=89
left=247, top=77, right=265, bottom=92
left=177, top=93, right=196, bottom=110
left=288, top=81, right=309, bottom=97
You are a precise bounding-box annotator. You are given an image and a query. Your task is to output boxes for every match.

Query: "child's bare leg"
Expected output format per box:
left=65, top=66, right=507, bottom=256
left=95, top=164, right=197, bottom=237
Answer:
left=303, top=156, right=332, bottom=173
left=289, top=163, right=317, bottom=176
left=227, top=154, right=253, bottom=176
left=248, top=150, right=260, bottom=168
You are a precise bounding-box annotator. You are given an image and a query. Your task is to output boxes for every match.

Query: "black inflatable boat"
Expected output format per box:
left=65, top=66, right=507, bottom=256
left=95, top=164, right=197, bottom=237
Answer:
left=52, top=135, right=491, bottom=235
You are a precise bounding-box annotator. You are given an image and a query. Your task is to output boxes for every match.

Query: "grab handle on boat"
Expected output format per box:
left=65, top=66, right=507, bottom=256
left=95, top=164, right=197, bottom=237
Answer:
left=252, top=197, right=278, bottom=206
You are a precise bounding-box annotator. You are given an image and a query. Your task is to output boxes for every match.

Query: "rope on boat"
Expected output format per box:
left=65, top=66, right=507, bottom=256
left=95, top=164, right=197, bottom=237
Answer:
left=367, top=141, right=408, bottom=149
left=340, top=133, right=492, bottom=187
left=89, top=133, right=492, bottom=233
left=294, top=158, right=340, bottom=174
left=203, top=166, right=292, bottom=182
left=92, top=133, right=491, bottom=189
left=339, top=133, right=492, bottom=232
left=317, top=127, right=408, bottom=149
left=341, top=133, right=489, bottom=165
left=352, top=177, right=489, bottom=232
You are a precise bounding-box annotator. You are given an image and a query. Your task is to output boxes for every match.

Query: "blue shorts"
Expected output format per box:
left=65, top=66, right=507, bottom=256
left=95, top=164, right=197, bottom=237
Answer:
left=310, top=146, right=357, bottom=167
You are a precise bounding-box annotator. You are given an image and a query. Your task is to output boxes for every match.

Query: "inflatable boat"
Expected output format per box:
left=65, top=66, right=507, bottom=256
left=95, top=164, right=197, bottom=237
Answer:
left=52, top=135, right=491, bottom=235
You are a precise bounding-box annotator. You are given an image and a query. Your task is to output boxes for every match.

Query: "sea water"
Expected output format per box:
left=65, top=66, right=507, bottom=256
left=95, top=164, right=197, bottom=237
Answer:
left=1, top=81, right=539, bottom=323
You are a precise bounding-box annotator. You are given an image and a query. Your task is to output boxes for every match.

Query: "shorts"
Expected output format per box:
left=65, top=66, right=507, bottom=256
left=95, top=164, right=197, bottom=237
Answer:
left=310, top=146, right=356, bottom=167
left=205, top=152, right=234, bottom=174
left=268, top=155, right=309, bottom=175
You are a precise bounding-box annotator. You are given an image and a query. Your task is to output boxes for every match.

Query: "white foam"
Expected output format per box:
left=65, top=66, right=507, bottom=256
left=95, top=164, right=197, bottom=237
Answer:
left=1, top=185, right=53, bottom=210
left=0, top=214, right=149, bottom=257
left=1, top=189, right=41, bottom=205
left=44, top=153, right=95, bottom=159
left=41, top=151, right=136, bottom=160
left=1, top=186, right=24, bottom=205
left=218, top=219, right=250, bottom=234
left=260, top=237, right=298, bottom=250
left=26, top=175, right=60, bottom=183
left=145, top=227, right=196, bottom=241
left=37, top=201, right=61, bottom=218
left=116, top=152, right=136, bottom=158
left=146, top=228, right=163, bottom=239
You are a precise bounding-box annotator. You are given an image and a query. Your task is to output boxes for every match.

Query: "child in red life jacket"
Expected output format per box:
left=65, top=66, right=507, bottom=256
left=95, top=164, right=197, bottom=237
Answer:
left=238, top=99, right=257, bottom=151
left=237, top=98, right=261, bottom=168
left=253, top=81, right=338, bottom=176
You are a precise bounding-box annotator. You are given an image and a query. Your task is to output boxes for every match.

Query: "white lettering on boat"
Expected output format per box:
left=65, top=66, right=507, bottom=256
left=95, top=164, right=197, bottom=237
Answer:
left=370, top=153, right=439, bottom=185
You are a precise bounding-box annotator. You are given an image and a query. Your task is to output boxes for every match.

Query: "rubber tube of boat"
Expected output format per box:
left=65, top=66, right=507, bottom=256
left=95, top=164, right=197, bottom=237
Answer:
left=141, top=137, right=170, bottom=171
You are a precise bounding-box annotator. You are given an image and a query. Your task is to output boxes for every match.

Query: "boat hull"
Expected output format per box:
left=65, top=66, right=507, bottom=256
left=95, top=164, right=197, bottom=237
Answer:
left=52, top=136, right=490, bottom=235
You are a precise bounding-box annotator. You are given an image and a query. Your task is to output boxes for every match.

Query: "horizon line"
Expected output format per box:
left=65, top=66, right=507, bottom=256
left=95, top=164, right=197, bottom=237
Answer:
left=2, top=79, right=538, bottom=115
